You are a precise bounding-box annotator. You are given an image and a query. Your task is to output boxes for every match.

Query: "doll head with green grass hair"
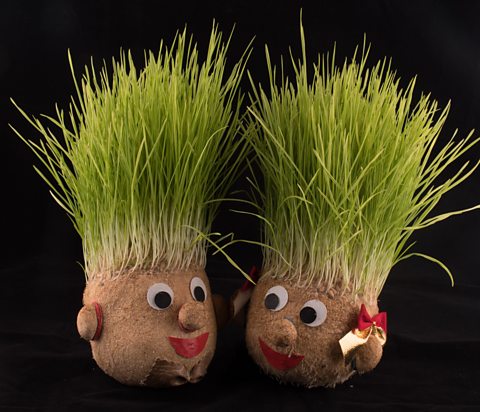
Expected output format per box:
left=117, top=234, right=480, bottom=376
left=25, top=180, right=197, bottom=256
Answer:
left=13, top=26, right=249, bottom=386
left=243, top=27, right=480, bottom=388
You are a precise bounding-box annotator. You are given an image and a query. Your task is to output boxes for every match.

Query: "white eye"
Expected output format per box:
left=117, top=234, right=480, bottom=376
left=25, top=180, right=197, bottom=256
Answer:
left=190, top=277, right=207, bottom=302
left=147, top=283, right=174, bottom=310
left=300, top=299, right=327, bottom=327
left=264, top=285, right=288, bottom=311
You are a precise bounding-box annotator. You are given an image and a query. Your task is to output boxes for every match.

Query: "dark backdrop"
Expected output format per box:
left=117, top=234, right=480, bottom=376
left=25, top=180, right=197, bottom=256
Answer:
left=1, top=1, right=480, bottom=411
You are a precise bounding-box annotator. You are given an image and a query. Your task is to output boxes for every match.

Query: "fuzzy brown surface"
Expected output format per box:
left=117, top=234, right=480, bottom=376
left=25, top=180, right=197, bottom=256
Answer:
left=79, top=269, right=217, bottom=387
left=76, top=304, right=98, bottom=341
left=246, top=275, right=382, bottom=388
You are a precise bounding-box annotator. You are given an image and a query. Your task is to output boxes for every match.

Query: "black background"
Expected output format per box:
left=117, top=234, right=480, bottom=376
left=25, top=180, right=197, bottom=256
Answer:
left=1, top=1, right=480, bottom=411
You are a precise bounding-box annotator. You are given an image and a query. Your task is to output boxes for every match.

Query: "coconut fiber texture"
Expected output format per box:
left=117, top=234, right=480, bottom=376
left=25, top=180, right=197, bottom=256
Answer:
left=77, top=269, right=217, bottom=386
left=246, top=274, right=383, bottom=388
left=2, top=258, right=480, bottom=410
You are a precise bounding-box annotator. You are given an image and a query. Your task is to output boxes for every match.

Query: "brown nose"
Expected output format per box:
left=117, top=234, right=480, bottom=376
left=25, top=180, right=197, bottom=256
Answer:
left=178, top=302, right=206, bottom=332
left=271, top=319, right=297, bottom=348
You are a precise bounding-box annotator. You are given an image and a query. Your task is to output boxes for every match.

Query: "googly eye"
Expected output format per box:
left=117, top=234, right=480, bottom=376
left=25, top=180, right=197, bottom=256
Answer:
left=147, top=283, right=174, bottom=310
left=300, top=299, right=327, bottom=327
left=264, top=285, right=288, bottom=311
left=190, top=276, right=207, bottom=302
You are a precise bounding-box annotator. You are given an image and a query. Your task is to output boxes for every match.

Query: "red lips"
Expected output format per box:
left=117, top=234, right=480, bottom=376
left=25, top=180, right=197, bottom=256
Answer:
left=168, top=333, right=209, bottom=358
left=259, top=338, right=304, bottom=370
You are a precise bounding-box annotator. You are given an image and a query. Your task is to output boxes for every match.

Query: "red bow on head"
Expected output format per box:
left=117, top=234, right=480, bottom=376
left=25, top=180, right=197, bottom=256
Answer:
left=357, top=304, right=387, bottom=333
left=339, top=304, right=388, bottom=360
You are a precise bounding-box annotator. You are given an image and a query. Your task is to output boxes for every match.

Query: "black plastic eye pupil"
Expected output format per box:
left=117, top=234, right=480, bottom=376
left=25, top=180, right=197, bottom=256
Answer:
left=300, top=306, right=317, bottom=324
left=265, top=293, right=279, bottom=310
left=194, top=286, right=205, bottom=302
left=154, top=291, right=172, bottom=309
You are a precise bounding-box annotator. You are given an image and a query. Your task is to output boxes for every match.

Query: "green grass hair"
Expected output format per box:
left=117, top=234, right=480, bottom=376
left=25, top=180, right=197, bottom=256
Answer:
left=12, top=25, right=250, bottom=280
left=245, top=27, right=480, bottom=300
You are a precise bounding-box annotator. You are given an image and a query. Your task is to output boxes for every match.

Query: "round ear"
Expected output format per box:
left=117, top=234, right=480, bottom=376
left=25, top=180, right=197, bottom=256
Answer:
left=77, top=302, right=103, bottom=341
left=353, top=335, right=383, bottom=373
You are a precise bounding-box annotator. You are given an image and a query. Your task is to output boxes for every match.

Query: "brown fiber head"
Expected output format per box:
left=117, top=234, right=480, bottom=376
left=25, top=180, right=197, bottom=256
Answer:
left=246, top=274, right=383, bottom=388
left=78, top=268, right=217, bottom=387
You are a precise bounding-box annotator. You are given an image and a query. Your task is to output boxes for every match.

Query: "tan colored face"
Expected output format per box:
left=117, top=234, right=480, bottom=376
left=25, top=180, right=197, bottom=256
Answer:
left=77, top=269, right=217, bottom=387
left=246, top=275, right=382, bottom=388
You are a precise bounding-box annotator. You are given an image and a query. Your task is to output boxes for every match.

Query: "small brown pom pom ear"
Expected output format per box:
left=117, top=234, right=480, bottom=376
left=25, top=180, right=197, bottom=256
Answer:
left=352, top=335, right=383, bottom=373
left=77, top=302, right=103, bottom=341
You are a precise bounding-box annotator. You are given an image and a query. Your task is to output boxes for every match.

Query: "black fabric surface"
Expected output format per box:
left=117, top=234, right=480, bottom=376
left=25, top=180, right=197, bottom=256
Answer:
left=2, top=1, right=480, bottom=411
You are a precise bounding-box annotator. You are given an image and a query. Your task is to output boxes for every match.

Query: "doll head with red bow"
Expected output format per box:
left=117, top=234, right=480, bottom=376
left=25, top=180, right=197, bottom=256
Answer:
left=245, top=275, right=386, bottom=387
left=243, top=23, right=478, bottom=387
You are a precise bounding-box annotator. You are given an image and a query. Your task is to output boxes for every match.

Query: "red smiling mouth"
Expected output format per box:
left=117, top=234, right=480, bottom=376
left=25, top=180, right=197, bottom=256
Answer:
left=168, top=333, right=209, bottom=358
left=259, top=338, right=304, bottom=371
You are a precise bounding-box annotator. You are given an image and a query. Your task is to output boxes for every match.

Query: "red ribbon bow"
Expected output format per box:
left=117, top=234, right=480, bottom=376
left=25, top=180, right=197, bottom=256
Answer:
left=357, top=304, right=387, bottom=333
left=339, top=304, right=388, bottom=360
